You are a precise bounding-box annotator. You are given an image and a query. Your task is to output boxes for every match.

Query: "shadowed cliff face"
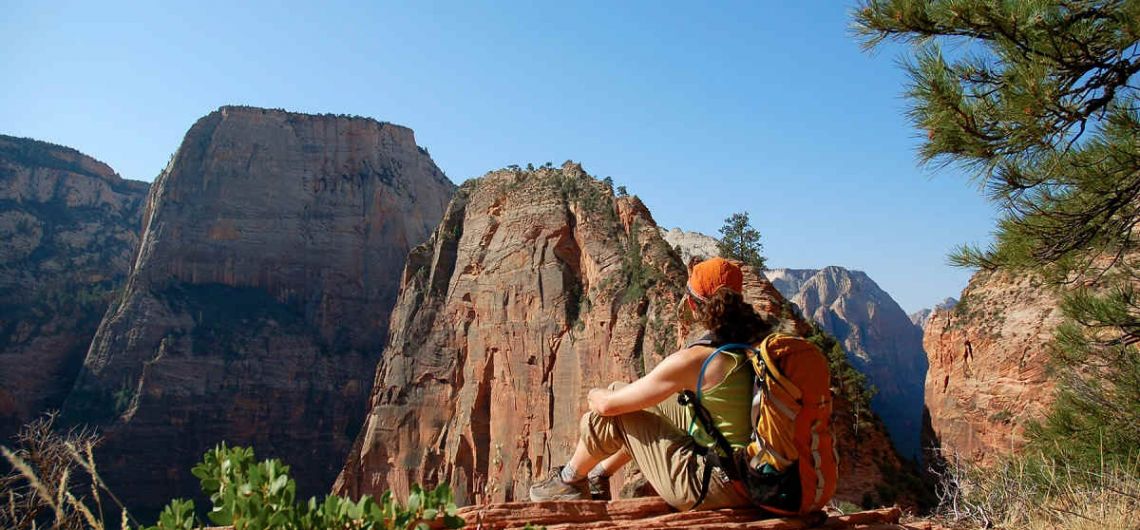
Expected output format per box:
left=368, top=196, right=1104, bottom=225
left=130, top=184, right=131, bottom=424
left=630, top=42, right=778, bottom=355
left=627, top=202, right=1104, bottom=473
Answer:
left=61, top=106, right=455, bottom=513
left=0, top=135, right=148, bottom=441
left=336, top=164, right=909, bottom=507
left=923, top=270, right=1062, bottom=466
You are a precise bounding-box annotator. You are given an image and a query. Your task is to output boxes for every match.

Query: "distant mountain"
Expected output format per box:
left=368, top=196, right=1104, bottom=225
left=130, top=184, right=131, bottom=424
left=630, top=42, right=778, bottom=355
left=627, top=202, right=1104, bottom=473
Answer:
left=769, top=266, right=928, bottom=461
left=0, top=135, right=148, bottom=441
left=909, top=298, right=957, bottom=329
left=764, top=268, right=818, bottom=303
left=659, top=227, right=719, bottom=265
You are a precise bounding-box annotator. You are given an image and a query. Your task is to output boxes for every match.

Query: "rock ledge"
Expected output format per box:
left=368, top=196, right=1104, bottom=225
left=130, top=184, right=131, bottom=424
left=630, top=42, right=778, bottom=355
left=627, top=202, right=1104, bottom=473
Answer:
left=444, top=498, right=934, bottom=529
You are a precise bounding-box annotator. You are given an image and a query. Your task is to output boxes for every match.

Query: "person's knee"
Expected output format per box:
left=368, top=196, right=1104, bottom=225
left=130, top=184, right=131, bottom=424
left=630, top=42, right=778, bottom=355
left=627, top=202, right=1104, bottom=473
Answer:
left=580, top=410, right=628, bottom=456
left=578, top=410, right=596, bottom=438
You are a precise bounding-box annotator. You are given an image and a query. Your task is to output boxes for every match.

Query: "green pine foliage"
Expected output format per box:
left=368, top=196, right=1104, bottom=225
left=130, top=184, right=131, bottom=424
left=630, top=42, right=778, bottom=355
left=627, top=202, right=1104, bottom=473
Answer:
left=854, top=0, right=1140, bottom=497
left=1029, top=276, right=1140, bottom=466
left=805, top=325, right=878, bottom=434
left=716, top=212, right=766, bottom=270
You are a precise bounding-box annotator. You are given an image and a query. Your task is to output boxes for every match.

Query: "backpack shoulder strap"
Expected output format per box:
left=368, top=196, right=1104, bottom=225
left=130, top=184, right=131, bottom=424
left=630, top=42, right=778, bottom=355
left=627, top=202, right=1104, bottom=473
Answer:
left=758, top=334, right=804, bottom=401
left=696, top=342, right=759, bottom=401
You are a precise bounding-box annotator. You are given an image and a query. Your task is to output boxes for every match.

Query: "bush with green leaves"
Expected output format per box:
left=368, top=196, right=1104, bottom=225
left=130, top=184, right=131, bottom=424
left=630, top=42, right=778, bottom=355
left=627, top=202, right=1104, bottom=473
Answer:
left=147, top=444, right=464, bottom=530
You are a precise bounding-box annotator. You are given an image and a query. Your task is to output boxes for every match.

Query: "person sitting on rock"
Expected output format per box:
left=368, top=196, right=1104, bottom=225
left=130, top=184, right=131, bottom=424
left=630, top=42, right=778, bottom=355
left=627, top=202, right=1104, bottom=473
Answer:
left=529, top=257, right=772, bottom=511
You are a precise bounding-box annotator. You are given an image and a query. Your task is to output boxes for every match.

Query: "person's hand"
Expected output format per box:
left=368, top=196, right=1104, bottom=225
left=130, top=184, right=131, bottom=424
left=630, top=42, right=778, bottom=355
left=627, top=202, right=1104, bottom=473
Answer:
left=587, top=388, right=609, bottom=415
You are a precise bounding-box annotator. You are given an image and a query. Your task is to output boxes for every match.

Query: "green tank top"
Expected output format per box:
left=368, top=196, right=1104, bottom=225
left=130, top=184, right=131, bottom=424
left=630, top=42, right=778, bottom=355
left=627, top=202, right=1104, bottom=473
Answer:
left=683, top=350, right=753, bottom=450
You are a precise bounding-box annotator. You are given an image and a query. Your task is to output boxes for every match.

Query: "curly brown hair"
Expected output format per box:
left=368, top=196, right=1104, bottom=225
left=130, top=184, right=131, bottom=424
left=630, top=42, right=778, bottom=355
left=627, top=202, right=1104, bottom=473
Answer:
left=694, top=287, right=774, bottom=345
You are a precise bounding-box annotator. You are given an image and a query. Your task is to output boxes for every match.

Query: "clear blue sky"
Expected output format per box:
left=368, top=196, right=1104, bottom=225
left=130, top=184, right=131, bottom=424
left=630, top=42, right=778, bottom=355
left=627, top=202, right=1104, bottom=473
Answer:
left=1, top=0, right=996, bottom=314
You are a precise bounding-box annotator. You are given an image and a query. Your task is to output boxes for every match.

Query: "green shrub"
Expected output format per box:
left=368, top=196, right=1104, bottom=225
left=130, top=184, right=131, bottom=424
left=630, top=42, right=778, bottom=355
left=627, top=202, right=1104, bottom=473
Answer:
left=146, top=444, right=464, bottom=530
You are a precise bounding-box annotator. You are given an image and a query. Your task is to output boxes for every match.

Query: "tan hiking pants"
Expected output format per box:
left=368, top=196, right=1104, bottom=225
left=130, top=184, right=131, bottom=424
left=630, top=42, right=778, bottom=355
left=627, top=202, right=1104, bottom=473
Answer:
left=578, top=382, right=751, bottom=511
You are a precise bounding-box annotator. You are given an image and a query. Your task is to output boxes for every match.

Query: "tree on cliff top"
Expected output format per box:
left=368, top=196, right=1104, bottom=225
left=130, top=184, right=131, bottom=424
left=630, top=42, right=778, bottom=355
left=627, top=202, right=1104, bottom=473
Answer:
left=717, top=212, right=767, bottom=270
left=855, top=1, right=1139, bottom=466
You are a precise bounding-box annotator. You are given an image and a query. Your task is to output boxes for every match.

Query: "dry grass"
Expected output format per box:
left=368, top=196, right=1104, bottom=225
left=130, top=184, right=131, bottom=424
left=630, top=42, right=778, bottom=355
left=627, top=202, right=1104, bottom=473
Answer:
left=1, top=413, right=136, bottom=530
left=932, top=450, right=1139, bottom=529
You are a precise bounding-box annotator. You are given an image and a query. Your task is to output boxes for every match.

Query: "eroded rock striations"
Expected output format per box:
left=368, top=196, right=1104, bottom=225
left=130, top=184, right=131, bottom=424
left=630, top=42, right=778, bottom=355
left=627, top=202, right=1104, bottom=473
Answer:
left=923, top=271, right=1061, bottom=466
left=337, top=165, right=908, bottom=508
left=335, top=163, right=689, bottom=504
left=0, top=135, right=148, bottom=441
left=61, top=106, right=454, bottom=512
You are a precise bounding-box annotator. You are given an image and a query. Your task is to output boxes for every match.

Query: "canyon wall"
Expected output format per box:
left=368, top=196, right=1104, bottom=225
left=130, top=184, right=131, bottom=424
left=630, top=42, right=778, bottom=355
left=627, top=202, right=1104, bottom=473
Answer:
left=922, top=270, right=1062, bottom=465
left=0, top=135, right=148, bottom=441
left=60, top=106, right=455, bottom=513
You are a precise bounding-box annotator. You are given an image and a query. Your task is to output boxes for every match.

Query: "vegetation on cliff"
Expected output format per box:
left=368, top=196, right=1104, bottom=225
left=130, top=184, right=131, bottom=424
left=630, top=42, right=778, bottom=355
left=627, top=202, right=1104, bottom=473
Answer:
left=856, top=0, right=1140, bottom=526
left=1, top=416, right=463, bottom=530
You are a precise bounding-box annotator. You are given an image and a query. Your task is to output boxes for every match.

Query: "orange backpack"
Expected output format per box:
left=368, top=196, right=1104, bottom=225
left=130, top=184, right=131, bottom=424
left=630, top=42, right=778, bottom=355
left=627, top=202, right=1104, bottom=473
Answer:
left=684, top=333, right=838, bottom=517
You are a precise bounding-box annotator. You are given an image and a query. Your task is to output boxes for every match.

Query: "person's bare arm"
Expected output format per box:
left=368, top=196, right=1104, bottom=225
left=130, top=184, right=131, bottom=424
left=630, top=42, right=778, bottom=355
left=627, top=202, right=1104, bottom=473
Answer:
left=587, top=349, right=700, bottom=416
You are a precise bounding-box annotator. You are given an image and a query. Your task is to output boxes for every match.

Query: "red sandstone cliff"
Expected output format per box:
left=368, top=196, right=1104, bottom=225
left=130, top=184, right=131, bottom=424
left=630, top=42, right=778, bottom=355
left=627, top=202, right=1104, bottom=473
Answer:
left=60, top=106, right=455, bottom=513
left=0, top=135, right=148, bottom=441
left=335, top=163, right=909, bottom=508
left=334, top=163, right=687, bottom=504
left=922, top=270, right=1063, bottom=465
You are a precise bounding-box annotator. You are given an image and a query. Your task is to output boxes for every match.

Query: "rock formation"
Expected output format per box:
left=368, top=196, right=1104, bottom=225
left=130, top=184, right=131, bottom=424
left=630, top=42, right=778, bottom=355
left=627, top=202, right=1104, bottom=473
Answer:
left=448, top=499, right=935, bottom=529
left=659, top=227, right=719, bottom=265
left=908, top=298, right=956, bottom=330
left=923, top=271, right=1062, bottom=466
left=0, top=135, right=148, bottom=441
left=61, top=106, right=455, bottom=513
left=764, top=269, right=817, bottom=301
left=334, top=163, right=688, bottom=505
left=768, top=267, right=927, bottom=462
left=336, top=165, right=911, bottom=508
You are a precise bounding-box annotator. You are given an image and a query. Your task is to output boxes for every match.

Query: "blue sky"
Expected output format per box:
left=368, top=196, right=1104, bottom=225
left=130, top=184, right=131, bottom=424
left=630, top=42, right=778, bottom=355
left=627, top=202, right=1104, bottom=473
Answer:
left=1, top=1, right=996, bottom=313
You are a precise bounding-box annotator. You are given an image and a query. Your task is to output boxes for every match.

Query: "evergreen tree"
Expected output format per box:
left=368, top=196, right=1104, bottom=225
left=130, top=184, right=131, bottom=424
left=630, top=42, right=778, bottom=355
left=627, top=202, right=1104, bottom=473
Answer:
left=855, top=0, right=1140, bottom=465
left=717, top=212, right=767, bottom=270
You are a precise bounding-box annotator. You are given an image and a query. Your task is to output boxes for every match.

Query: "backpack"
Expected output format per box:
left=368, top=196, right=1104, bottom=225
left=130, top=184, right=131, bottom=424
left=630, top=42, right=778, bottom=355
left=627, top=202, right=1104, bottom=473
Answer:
left=682, top=333, right=838, bottom=517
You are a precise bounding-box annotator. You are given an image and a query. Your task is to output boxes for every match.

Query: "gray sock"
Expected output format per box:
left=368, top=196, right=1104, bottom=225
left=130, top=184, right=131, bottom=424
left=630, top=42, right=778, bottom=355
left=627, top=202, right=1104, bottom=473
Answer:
left=560, top=464, right=586, bottom=483
left=587, top=463, right=608, bottom=479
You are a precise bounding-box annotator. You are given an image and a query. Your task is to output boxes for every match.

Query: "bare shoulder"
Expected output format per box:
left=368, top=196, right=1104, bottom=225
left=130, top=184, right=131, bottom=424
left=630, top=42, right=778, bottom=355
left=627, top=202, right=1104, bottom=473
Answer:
left=664, top=345, right=714, bottom=366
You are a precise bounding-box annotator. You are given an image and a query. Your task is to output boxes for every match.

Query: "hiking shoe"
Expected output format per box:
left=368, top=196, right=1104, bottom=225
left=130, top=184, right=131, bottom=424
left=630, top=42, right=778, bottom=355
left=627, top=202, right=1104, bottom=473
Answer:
left=529, top=466, right=590, bottom=501
left=588, top=474, right=611, bottom=501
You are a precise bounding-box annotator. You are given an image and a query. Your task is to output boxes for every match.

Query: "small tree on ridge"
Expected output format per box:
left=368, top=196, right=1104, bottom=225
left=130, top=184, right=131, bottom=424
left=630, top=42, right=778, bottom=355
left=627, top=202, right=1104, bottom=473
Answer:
left=717, top=212, right=767, bottom=270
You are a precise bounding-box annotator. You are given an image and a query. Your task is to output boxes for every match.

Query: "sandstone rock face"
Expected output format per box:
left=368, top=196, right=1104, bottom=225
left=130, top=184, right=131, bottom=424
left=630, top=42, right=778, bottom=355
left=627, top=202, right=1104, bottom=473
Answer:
left=0, top=135, right=148, bottom=441
left=335, top=163, right=689, bottom=504
left=336, top=165, right=908, bottom=508
left=61, top=106, right=454, bottom=513
left=659, top=227, right=719, bottom=265
left=447, top=499, right=924, bottom=529
left=923, top=271, right=1062, bottom=466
